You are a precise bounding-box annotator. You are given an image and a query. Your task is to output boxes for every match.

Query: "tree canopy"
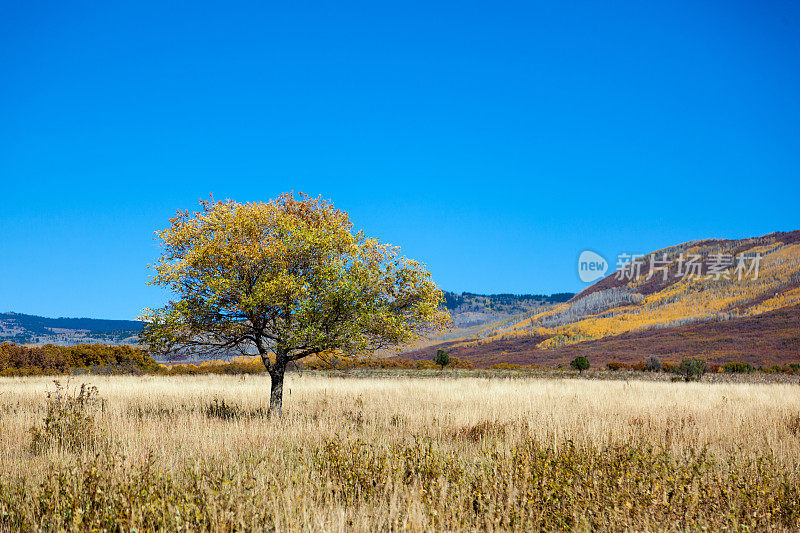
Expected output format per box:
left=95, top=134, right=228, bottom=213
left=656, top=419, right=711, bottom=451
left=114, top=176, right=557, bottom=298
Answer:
left=435, top=349, right=450, bottom=369
left=140, top=193, right=451, bottom=413
left=570, top=356, right=590, bottom=374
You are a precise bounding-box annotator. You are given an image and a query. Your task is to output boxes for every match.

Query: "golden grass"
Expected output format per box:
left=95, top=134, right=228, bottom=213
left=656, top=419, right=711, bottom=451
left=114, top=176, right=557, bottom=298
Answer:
left=2, top=374, right=800, bottom=530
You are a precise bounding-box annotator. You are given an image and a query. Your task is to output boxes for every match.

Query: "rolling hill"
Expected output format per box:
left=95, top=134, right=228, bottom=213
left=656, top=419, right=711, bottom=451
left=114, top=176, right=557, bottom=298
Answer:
left=0, top=293, right=574, bottom=351
left=0, top=312, right=143, bottom=346
left=436, top=291, right=573, bottom=339
left=400, top=230, right=800, bottom=367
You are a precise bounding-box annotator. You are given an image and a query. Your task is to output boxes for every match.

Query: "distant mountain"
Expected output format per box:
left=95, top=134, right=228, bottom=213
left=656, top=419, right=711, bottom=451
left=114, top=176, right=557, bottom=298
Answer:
left=443, top=291, right=574, bottom=311
left=442, top=291, right=573, bottom=327
left=400, top=230, right=800, bottom=366
left=412, top=291, right=570, bottom=344
left=0, top=291, right=576, bottom=349
left=0, top=312, right=143, bottom=345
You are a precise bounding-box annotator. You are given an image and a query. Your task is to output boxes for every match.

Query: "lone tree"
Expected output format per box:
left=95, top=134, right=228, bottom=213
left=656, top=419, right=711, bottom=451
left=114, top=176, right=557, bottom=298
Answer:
left=434, top=349, right=450, bottom=370
left=140, top=193, right=451, bottom=415
left=570, top=356, right=590, bottom=375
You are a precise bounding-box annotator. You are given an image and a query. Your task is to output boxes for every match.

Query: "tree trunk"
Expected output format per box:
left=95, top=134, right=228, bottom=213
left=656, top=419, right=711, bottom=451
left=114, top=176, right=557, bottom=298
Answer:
left=269, top=357, right=286, bottom=416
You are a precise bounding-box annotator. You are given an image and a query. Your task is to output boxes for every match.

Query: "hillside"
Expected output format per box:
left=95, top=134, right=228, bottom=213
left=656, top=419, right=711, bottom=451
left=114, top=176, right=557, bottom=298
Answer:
left=0, top=312, right=143, bottom=346
left=441, top=291, right=572, bottom=331
left=0, top=292, right=574, bottom=351
left=400, top=304, right=800, bottom=367
left=400, top=230, right=800, bottom=367
left=396, top=291, right=572, bottom=348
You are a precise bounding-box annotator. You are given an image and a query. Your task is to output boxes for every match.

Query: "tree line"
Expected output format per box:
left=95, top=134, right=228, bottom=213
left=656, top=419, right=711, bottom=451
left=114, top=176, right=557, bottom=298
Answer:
left=0, top=343, right=159, bottom=376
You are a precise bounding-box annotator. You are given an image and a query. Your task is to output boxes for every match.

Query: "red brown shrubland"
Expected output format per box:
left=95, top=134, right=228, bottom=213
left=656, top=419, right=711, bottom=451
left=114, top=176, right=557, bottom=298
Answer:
left=400, top=304, right=800, bottom=368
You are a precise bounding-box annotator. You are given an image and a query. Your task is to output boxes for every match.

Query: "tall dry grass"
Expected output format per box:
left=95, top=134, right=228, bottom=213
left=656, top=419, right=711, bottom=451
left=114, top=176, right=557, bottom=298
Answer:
left=2, top=374, right=800, bottom=530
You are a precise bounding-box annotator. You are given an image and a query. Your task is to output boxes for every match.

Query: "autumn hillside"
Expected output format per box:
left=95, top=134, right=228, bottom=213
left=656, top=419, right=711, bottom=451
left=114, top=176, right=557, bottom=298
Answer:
left=399, top=230, right=800, bottom=367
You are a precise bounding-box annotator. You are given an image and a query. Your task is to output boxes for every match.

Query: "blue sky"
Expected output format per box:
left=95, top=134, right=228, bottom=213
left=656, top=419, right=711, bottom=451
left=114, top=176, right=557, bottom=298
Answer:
left=1, top=1, right=798, bottom=319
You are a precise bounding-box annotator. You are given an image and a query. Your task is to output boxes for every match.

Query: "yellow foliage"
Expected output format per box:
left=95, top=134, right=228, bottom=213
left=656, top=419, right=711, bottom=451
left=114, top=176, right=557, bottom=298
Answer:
left=503, top=241, right=800, bottom=349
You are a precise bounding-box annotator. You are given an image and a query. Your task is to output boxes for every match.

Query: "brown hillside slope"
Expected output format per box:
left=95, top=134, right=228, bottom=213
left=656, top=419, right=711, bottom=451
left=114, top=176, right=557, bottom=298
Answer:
left=398, top=304, right=800, bottom=368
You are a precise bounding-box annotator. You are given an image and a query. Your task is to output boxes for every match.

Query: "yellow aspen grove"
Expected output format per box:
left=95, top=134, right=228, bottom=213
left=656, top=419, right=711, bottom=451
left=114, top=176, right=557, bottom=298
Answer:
left=487, top=239, right=800, bottom=349
left=139, top=193, right=451, bottom=415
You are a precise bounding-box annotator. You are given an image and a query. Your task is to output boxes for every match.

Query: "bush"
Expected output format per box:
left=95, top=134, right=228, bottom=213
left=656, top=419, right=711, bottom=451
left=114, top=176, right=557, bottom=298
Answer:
left=723, top=362, right=754, bottom=373
left=0, top=342, right=69, bottom=375
left=0, top=342, right=159, bottom=376
left=29, top=381, right=104, bottom=454
left=449, top=357, right=474, bottom=369
left=434, top=349, right=450, bottom=369
left=570, top=356, right=590, bottom=375
left=488, top=363, right=524, bottom=370
left=644, top=356, right=662, bottom=372
left=675, top=358, right=707, bottom=382
left=606, top=361, right=645, bottom=371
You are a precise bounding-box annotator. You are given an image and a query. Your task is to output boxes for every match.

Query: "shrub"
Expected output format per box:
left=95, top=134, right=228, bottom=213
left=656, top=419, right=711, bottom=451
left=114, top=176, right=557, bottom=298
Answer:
left=0, top=342, right=159, bottom=376
left=675, top=358, right=707, bottom=382
left=722, top=362, right=754, bottom=373
left=29, top=381, right=104, bottom=454
left=606, top=361, right=644, bottom=371
left=312, top=439, right=389, bottom=504
left=0, top=342, right=69, bottom=375
left=488, top=363, right=524, bottom=370
left=434, top=349, right=450, bottom=370
left=570, top=356, right=590, bottom=375
left=449, top=357, right=474, bottom=369
left=644, top=356, right=663, bottom=372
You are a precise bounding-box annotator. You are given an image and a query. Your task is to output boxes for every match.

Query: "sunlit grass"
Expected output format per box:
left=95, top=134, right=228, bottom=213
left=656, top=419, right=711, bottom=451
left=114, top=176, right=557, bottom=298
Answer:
left=2, top=374, right=800, bottom=530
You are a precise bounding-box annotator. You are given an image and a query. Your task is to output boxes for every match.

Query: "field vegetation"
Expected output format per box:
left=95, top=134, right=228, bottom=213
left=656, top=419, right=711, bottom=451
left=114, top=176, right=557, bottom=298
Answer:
left=5, top=341, right=800, bottom=384
left=2, top=374, right=800, bottom=531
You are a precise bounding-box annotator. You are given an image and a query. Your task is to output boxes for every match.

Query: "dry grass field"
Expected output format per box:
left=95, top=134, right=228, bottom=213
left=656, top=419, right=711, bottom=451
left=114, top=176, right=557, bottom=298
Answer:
left=2, top=373, right=800, bottom=531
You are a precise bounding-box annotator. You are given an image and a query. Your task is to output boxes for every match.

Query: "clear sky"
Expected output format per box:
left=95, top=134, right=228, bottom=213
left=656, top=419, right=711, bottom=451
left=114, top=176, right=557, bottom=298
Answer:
left=1, top=1, right=799, bottom=319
